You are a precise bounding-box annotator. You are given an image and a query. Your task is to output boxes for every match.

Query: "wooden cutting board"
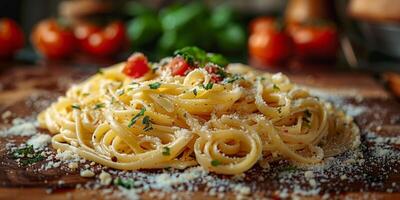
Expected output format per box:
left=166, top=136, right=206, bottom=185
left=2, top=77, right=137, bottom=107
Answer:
left=0, top=62, right=399, bottom=200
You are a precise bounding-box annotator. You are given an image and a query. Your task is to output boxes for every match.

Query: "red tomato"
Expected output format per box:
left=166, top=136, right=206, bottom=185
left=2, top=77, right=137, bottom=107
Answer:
left=288, top=23, right=338, bottom=59
left=123, top=53, right=149, bottom=78
left=0, top=18, right=24, bottom=58
left=168, top=57, right=191, bottom=76
left=249, top=17, right=276, bottom=34
left=248, top=29, right=293, bottom=65
left=204, top=65, right=223, bottom=83
left=81, top=21, right=126, bottom=57
left=74, top=23, right=100, bottom=49
left=31, top=19, right=76, bottom=59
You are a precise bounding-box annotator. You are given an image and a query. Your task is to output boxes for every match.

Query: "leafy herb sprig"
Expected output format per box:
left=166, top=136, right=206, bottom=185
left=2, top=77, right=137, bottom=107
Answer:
left=174, top=46, right=229, bottom=67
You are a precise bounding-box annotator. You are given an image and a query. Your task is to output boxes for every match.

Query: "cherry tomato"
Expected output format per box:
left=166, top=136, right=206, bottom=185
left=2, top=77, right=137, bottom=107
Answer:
left=123, top=53, right=150, bottom=78
left=248, top=28, right=293, bottom=65
left=0, top=18, right=24, bottom=58
left=204, top=65, right=223, bottom=83
left=288, top=23, right=338, bottom=59
left=81, top=21, right=126, bottom=57
left=168, top=57, right=191, bottom=76
left=249, top=17, right=276, bottom=34
left=31, top=19, right=76, bottom=59
left=74, top=23, right=100, bottom=49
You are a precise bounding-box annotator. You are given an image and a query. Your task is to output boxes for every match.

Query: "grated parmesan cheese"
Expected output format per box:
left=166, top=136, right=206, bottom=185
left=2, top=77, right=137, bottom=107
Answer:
left=27, top=134, right=51, bottom=149
left=80, top=169, right=95, bottom=178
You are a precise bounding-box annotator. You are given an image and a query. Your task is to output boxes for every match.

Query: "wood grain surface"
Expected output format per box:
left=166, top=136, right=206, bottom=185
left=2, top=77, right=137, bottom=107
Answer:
left=0, top=62, right=399, bottom=200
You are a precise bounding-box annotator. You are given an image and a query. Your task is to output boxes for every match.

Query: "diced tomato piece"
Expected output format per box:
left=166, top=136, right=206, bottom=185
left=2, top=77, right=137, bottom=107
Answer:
left=168, top=57, right=191, bottom=76
left=123, top=53, right=149, bottom=78
left=204, top=65, right=223, bottom=83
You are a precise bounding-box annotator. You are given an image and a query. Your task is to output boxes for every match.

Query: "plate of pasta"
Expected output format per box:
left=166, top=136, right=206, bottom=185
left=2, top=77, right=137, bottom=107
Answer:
left=36, top=46, right=361, bottom=175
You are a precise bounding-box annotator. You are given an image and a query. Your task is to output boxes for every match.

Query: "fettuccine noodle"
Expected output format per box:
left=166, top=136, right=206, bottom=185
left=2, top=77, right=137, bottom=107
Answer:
left=38, top=59, right=360, bottom=175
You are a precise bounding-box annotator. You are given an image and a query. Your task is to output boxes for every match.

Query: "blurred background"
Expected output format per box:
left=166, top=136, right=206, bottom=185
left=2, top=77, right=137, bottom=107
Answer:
left=1, top=0, right=400, bottom=72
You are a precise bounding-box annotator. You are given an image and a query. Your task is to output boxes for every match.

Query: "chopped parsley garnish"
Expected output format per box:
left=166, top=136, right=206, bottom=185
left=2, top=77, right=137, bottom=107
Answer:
left=174, top=46, right=229, bottom=67
left=94, top=103, right=105, bottom=110
left=82, top=93, right=90, bottom=97
left=149, top=82, right=161, bottom=89
left=215, top=67, right=228, bottom=79
left=97, top=69, right=104, bottom=75
left=273, top=84, right=280, bottom=91
left=142, top=116, right=153, bottom=131
left=71, top=105, right=81, bottom=110
left=224, top=74, right=243, bottom=84
left=203, top=82, right=213, bottom=90
left=130, top=81, right=140, bottom=86
left=277, top=107, right=282, bottom=113
left=193, top=89, right=198, bottom=96
left=211, top=160, right=221, bottom=166
left=128, top=108, right=146, bottom=128
left=162, top=147, right=171, bottom=156
left=10, top=145, right=45, bottom=165
left=114, top=177, right=135, bottom=189
left=281, top=165, right=298, bottom=172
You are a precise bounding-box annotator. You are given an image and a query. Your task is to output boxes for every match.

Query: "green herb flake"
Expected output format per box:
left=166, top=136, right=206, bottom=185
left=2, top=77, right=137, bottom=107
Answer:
left=193, top=89, right=198, bottom=96
left=211, top=160, right=221, bottom=166
left=281, top=165, right=298, bottom=172
left=71, top=105, right=81, bottom=110
left=142, top=116, right=153, bottom=131
left=82, top=93, right=90, bottom=97
left=162, top=147, right=171, bottom=156
left=203, top=82, right=213, bottom=90
left=97, top=69, right=104, bottom=75
left=149, top=82, right=161, bottom=89
left=224, top=74, right=243, bottom=84
left=216, top=67, right=228, bottom=79
left=128, top=108, right=146, bottom=128
left=273, top=84, right=280, bottom=91
left=114, top=177, right=135, bottom=189
left=130, top=82, right=140, bottom=86
left=94, top=103, right=105, bottom=110
left=10, top=145, right=45, bottom=165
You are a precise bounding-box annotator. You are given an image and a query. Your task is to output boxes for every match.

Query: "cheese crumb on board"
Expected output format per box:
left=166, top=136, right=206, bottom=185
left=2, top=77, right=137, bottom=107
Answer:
left=99, top=171, right=112, bottom=185
left=0, top=118, right=39, bottom=137
left=80, top=169, right=95, bottom=178
left=27, top=134, right=51, bottom=149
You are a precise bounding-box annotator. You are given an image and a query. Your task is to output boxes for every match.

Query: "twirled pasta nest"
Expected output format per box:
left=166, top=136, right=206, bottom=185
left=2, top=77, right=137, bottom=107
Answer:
left=38, top=59, right=360, bottom=175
